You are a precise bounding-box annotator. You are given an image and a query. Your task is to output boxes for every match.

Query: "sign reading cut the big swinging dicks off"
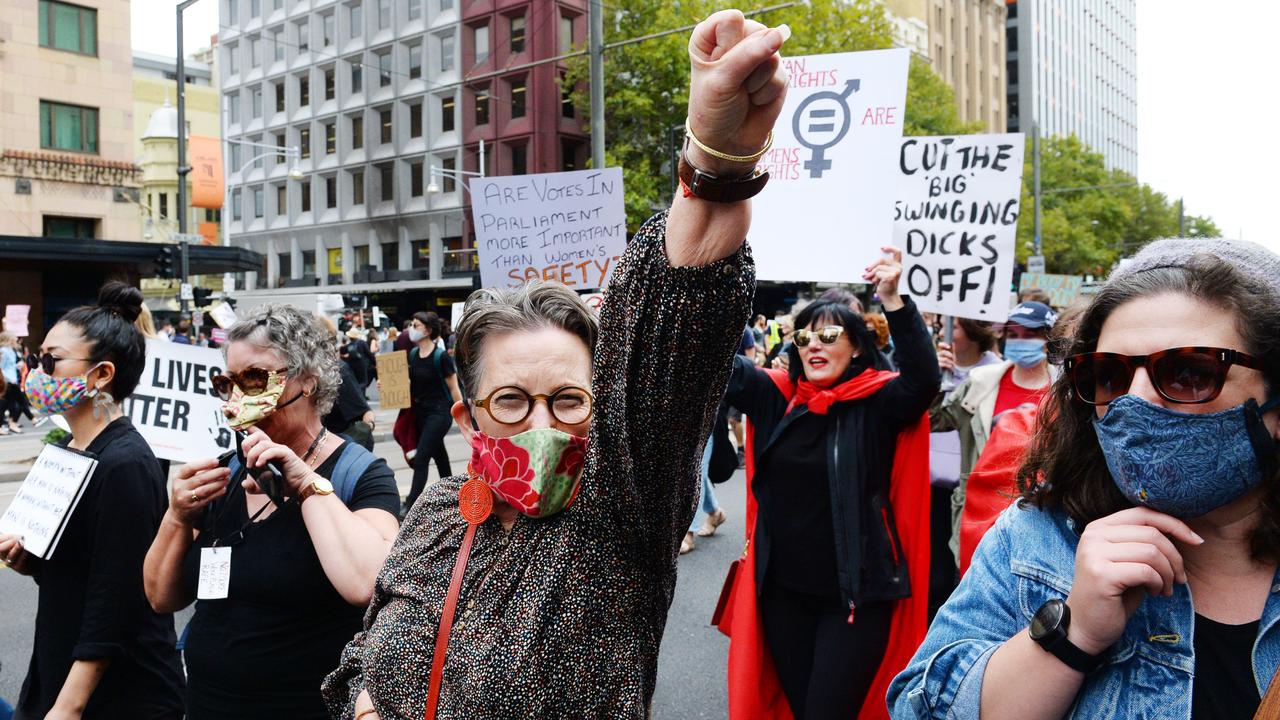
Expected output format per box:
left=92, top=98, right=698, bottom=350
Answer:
left=124, top=339, right=235, bottom=462
left=748, top=48, right=910, bottom=283
left=893, top=133, right=1026, bottom=322
left=471, top=168, right=627, bottom=291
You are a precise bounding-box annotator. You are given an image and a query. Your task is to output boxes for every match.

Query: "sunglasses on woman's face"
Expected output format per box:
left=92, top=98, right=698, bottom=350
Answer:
left=793, top=326, right=845, bottom=348
left=38, top=352, right=92, bottom=375
left=211, top=367, right=289, bottom=400
left=1065, top=346, right=1263, bottom=406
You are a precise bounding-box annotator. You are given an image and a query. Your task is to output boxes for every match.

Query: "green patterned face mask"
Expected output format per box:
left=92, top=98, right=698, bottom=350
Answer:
left=468, top=427, right=590, bottom=518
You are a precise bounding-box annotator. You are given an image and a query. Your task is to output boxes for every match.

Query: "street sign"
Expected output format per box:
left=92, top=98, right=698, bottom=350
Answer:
left=180, top=283, right=194, bottom=301
left=1028, top=255, right=1046, bottom=274
left=172, top=233, right=205, bottom=244
left=193, top=310, right=204, bottom=328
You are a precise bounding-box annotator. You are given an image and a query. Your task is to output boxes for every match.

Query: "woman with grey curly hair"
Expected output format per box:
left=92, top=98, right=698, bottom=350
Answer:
left=143, top=304, right=401, bottom=720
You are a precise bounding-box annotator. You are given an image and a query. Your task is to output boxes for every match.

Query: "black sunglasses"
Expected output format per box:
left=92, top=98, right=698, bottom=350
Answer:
left=1065, top=346, right=1264, bottom=406
left=39, top=352, right=92, bottom=375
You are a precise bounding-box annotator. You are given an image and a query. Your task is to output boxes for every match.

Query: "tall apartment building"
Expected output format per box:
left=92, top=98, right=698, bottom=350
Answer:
left=884, top=0, right=1007, bottom=132
left=1006, top=0, right=1138, bottom=175
left=220, top=0, right=589, bottom=315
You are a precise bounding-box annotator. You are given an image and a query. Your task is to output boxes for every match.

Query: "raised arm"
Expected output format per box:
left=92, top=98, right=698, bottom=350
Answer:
left=865, top=247, right=942, bottom=428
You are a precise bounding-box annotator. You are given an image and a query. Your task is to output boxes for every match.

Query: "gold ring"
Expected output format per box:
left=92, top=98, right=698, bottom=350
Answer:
left=190, top=492, right=200, bottom=503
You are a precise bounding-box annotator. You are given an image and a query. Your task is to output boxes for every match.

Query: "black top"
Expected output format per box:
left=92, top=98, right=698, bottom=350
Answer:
left=1192, top=614, right=1261, bottom=720
left=178, top=441, right=400, bottom=720
left=323, top=362, right=372, bottom=433
left=18, top=417, right=186, bottom=719
left=408, top=345, right=455, bottom=415
left=758, top=411, right=839, bottom=597
left=342, top=340, right=373, bottom=387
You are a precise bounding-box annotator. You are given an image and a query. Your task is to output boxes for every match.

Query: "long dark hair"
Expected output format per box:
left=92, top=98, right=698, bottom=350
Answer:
left=1017, top=256, right=1280, bottom=561
left=59, top=281, right=147, bottom=400
left=786, top=300, right=890, bottom=383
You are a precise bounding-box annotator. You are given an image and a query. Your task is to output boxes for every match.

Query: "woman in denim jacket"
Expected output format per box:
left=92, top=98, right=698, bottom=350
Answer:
left=890, top=238, right=1280, bottom=719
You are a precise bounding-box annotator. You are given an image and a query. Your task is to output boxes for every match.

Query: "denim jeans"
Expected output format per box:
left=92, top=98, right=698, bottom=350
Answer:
left=689, top=441, right=721, bottom=533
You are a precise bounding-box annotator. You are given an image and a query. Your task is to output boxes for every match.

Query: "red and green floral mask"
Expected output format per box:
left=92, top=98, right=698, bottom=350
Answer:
left=468, top=427, right=589, bottom=518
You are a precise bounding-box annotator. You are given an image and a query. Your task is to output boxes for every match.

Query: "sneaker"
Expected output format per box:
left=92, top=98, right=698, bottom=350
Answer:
left=697, top=509, right=727, bottom=537
left=32, top=416, right=48, bottom=428
left=679, top=532, right=696, bottom=555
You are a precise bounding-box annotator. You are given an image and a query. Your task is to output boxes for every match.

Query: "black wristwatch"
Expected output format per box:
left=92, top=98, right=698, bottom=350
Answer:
left=1029, top=599, right=1106, bottom=673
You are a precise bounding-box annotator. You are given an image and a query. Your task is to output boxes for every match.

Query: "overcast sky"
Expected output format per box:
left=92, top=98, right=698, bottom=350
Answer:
left=131, top=0, right=1280, bottom=250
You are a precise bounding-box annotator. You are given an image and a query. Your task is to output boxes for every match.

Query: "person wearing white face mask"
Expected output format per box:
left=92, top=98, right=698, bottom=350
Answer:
left=401, top=311, right=462, bottom=513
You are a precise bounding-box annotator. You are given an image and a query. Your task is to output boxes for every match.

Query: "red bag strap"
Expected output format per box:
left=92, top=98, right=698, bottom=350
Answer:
left=423, top=521, right=478, bottom=720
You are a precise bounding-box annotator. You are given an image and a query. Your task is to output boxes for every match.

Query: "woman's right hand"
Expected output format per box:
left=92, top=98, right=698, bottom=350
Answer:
left=937, top=342, right=956, bottom=372
left=1065, top=507, right=1203, bottom=656
left=0, top=533, right=34, bottom=575
left=169, top=458, right=232, bottom=526
left=353, top=689, right=379, bottom=720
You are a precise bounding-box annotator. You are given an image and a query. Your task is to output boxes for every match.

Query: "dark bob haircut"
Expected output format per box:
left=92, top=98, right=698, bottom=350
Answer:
left=58, top=281, right=148, bottom=400
left=412, top=311, right=442, bottom=341
left=786, top=300, right=890, bottom=383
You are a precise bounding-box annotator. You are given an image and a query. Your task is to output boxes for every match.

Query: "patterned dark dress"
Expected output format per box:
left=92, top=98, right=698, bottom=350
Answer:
left=322, top=210, right=755, bottom=718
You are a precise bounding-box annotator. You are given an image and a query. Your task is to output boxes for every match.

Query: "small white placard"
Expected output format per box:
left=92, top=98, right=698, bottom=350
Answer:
left=197, top=546, right=232, bottom=599
left=0, top=444, right=98, bottom=559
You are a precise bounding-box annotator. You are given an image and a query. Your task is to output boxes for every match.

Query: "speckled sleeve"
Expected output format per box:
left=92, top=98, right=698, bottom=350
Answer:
left=581, top=209, right=756, bottom=565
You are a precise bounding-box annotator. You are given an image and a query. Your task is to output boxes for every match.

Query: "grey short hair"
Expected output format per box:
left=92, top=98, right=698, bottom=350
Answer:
left=226, top=304, right=341, bottom=415
left=455, top=281, right=599, bottom=399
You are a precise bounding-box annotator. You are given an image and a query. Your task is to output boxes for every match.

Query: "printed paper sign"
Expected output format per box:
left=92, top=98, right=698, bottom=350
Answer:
left=3, top=305, right=30, bottom=337
left=470, top=168, right=627, bottom=291
left=0, top=444, right=98, bottom=559
left=124, top=339, right=234, bottom=462
left=375, top=351, right=411, bottom=410
left=1019, top=273, right=1085, bottom=308
left=749, top=49, right=910, bottom=282
left=893, top=133, right=1026, bottom=321
left=209, top=302, right=238, bottom=329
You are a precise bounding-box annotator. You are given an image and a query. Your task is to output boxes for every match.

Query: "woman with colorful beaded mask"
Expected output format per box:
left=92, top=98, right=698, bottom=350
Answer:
left=891, top=238, right=1280, bottom=719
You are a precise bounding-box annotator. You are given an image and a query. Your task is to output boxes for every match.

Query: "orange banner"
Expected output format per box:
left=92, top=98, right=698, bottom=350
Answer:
left=190, top=135, right=224, bottom=209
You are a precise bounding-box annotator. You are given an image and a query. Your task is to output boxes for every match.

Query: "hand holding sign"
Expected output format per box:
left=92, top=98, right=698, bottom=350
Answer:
left=0, top=534, right=33, bottom=575
left=863, top=246, right=906, bottom=312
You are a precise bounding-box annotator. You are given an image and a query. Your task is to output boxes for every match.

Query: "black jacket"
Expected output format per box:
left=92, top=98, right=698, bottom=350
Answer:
left=725, top=298, right=940, bottom=611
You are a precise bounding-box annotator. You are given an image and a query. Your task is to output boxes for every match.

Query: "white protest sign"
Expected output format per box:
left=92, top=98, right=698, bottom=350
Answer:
left=209, top=302, right=238, bottom=329
left=470, top=167, right=627, bottom=291
left=749, top=49, right=910, bottom=282
left=124, top=339, right=234, bottom=462
left=3, top=305, right=30, bottom=337
left=450, top=302, right=466, bottom=330
left=0, top=444, right=98, bottom=559
left=893, top=133, right=1025, bottom=321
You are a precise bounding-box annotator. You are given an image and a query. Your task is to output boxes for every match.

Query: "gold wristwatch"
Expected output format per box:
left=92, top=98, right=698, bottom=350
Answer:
left=298, top=476, right=335, bottom=504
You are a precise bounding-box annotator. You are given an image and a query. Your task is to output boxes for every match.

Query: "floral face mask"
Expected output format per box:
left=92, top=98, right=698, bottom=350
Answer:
left=221, top=372, right=290, bottom=430
left=468, top=427, right=589, bottom=518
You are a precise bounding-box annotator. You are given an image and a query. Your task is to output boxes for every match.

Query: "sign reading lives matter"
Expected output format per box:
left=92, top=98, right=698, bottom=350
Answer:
left=124, top=339, right=233, bottom=462
left=893, top=133, right=1025, bottom=321
left=749, top=48, right=910, bottom=282
left=470, top=167, right=627, bottom=291
left=0, top=444, right=98, bottom=559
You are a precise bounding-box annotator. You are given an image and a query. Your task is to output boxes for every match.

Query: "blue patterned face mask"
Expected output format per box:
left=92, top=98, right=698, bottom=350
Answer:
left=1094, top=394, right=1280, bottom=519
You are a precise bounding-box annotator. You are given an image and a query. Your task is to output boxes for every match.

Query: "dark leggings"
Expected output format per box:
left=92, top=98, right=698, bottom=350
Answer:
left=405, top=409, right=453, bottom=510
left=761, top=579, right=894, bottom=720
left=3, top=383, right=29, bottom=423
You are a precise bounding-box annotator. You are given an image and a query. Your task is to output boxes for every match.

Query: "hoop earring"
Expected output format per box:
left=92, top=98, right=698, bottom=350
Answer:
left=91, top=389, right=117, bottom=421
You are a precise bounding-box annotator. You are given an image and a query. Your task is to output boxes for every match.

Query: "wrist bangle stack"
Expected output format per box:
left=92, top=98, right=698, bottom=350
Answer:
left=684, top=117, right=773, bottom=165
left=355, top=708, right=379, bottom=720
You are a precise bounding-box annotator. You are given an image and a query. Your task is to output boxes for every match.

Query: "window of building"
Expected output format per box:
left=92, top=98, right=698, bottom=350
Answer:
left=561, top=71, right=574, bottom=118
left=559, top=13, right=573, bottom=54
left=352, top=169, right=364, bottom=205
left=298, top=73, right=310, bottom=106
left=158, top=193, right=168, bottom=218
left=300, top=180, right=312, bottom=212
left=253, top=187, right=264, bottom=218
left=276, top=184, right=287, bottom=214
left=438, top=31, right=456, bottom=72
left=250, top=0, right=259, bottom=18
left=325, top=121, right=336, bottom=153
left=350, top=114, right=363, bottom=148
left=272, top=0, right=282, bottom=11
left=231, top=191, right=243, bottom=221
left=561, top=139, right=577, bottom=171
left=511, top=143, right=527, bottom=176
left=441, top=155, right=456, bottom=192
left=251, top=135, right=264, bottom=167
left=377, top=0, right=389, bottom=29
left=408, top=43, right=422, bottom=79
left=377, top=49, right=392, bottom=87
left=382, top=241, right=398, bottom=270
left=510, top=76, right=526, bottom=118
left=325, top=176, right=337, bottom=208
left=379, top=108, right=392, bottom=143
left=411, top=239, right=430, bottom=268
left=379, top=163, right=393, bottom=201
left=473, top=24, right=488, bottom=62
left=272, top=28, right=284, bottom=61
left=349, top=57, right=363, bottom=92
left=296, top=19, right=308, bottom=52
left=275, top=131, right=286, bottom=153
left=324, top=67, right=335, bottom=100
left=443, top=235, right=471, bottom=273
left=410, top=161, right=423, bottom=197
left=438, top=0, right=452, bottom=10
left=299, top=126, right=311, bottom=158
left=275, top=81, right=285, bottom=112
left=206, top=208, right=221, bottom=223
left=44, top=215, right=96, bottom=238
left=510, top=15, right=525, bottom=54
left=302, top=249, right=316, bottom=275
left=407, top=0, right=421, bottom=21
left=322, top=13, right=334, bottom=46
left=227, top=43, right=239, bottom=74
left=251, top=87, right=263, bottom=118
left=349, top=3, right=362, bottom=36
left=249, top=36, right=261, bottom=67
left=226, top=0, right=238, bottom=24
left=228, top=93, right=241, bottom=123
left=474, top=85, right=489, bottom=125
left=229, top=141, right=242, bottom=170
left=441, top=95, right=455, bottom=132
left=39, top=102, right=96, bottom=153
left=278, top=252, right=291, bottom=280
left=409, top=102, right=422, bottom=138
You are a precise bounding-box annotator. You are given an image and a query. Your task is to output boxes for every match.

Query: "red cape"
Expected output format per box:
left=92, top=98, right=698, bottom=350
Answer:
left=958, top=406, right=1038, bottom=576
left=717, top=369, right=932, bottom=720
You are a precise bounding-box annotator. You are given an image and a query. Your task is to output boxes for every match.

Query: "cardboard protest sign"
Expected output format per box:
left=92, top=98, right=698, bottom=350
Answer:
left=470, top=167, right=626, bottom=291
left=0, top=444, right=97, bottom=559
left=1019, top=273, right=1086, bottom=308
left=375, top=351, right=411, bottom=409
left=124, top=339, right=234, bottom=462
left=749, top=49, right=910, bottom=282
left=893, top=133, right=1025, bottom=321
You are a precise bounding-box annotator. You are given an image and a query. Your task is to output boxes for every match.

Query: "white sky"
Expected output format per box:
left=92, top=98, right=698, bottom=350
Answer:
left=131, top=0, right=1280, bottom=250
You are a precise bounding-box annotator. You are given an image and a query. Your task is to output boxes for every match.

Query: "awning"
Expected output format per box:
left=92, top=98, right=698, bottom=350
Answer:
left=0, top=235, right=264, bottom=275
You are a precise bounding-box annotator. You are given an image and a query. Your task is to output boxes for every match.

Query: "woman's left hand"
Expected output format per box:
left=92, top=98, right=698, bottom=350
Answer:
left=863, top=246, right=905, bottom=312
left=239, top=428, right=318, bottom=496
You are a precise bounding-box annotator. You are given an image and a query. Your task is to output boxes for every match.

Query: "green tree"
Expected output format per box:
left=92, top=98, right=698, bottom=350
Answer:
left=902, top=56, right=984, bottom=136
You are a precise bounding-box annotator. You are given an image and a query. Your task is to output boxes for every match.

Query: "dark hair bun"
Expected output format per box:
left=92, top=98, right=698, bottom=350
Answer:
left=98, top=281, right=144, bottom=323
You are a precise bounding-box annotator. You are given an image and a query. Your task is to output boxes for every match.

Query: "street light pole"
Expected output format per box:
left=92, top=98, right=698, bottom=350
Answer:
left=175, top=0, right=201, bottom=316
left=1032, top=121, right=1041, bottom=258
left=588, top=0, right=605, bottom=171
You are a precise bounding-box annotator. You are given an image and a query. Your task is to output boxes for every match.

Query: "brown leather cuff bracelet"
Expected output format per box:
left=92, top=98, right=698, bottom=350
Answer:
left=678, top=151, right=770, bottom=203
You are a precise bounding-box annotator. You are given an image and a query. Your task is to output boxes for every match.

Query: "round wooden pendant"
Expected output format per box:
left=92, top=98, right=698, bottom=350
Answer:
left=458, top=478, right=493, bottom=525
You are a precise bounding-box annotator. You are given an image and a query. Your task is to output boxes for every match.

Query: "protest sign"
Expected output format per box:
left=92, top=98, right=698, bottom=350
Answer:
left=4, top=305, right=30, bottom=337
left=209, top=301, right=238, bottom=329
left=580, top=292, right=604, bottom=314
left=748, top=49, right=910, bottom=282
left=893, top=133, right=1025, bottom=321
left=0, top=444, right=98, bottom=559
left=470, top=167, right=627, bottom=291
left=124, top=339, right=233, bottom=462
left=375, top=351, right=411, bottom=410
left=1019, top=273, right=1086, bottom=308
left=450, top=301, right=466, bottom=331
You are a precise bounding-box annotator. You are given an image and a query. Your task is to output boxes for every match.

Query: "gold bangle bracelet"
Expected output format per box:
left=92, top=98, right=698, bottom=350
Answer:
left=684, top=118, right=774, bottom=164
left=355, top=709, right=379, bottom=720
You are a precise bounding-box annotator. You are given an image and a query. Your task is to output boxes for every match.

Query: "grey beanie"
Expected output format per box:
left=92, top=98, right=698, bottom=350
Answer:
left=1109, top=237, right=1280, bottom=298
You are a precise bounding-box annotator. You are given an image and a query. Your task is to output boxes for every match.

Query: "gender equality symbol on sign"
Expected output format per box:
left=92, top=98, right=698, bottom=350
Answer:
left=793, top=79, right=860, bottom=178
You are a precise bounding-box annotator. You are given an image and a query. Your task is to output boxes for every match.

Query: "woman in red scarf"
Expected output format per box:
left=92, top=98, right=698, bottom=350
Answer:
left=718, top=248, right=939, bottom=719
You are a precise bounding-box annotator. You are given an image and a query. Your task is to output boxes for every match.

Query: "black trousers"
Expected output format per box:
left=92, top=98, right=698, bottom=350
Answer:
left=928, top=484, right=959, bottom=622
left=761, top=579, right=893, bottom=720
left=406, top=409, right=452, bottom=510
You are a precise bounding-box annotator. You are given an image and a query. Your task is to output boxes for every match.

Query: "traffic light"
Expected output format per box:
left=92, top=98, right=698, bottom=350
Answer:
left=192, top=286, right=214, bottom=307
left=155, top=246, right=175, bottom=279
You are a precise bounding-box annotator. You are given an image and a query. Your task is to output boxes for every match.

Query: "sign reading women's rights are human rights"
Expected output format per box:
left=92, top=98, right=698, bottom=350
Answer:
left=471, top=168, right=627, bottom=291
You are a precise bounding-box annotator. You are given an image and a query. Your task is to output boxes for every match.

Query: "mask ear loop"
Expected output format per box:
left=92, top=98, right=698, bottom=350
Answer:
left=1245, top=397, right=1280, bottom=477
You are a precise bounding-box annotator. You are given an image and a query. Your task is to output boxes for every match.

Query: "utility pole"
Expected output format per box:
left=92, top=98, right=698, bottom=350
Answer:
left=1178, top=197, right=1186, bottom=237
left=175, top=0, right=200, bottom=317
left=1032, top=121, right=1042, bottom=258
left=588, top=0, right=605, bottom=171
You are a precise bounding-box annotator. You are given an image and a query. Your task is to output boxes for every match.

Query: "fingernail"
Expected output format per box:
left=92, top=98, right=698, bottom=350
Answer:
left=1191, top=531, right=1205, bottom=544
left=777, top=24, right=792, bottom=42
